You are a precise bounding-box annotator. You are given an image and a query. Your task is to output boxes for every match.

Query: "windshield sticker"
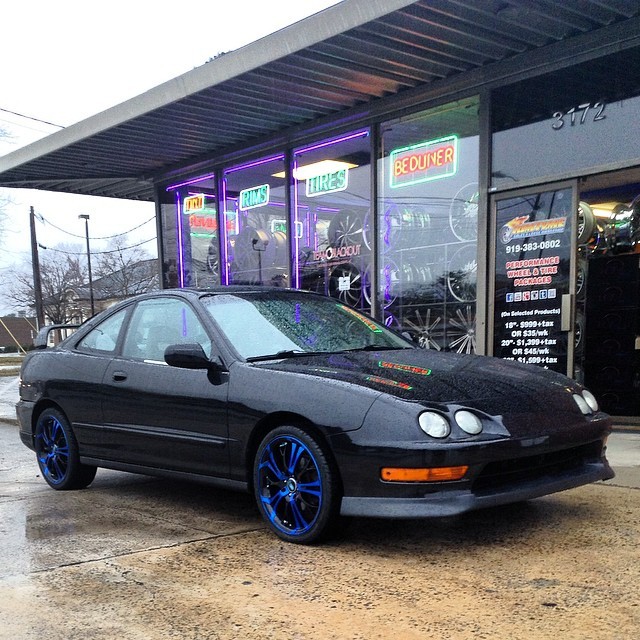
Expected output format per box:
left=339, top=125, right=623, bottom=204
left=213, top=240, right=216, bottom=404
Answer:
left=365, top=375, right=413, bottom=391
left=378, top=361, right=431, bottom=376
left=338, top=304, right=383, bottom=333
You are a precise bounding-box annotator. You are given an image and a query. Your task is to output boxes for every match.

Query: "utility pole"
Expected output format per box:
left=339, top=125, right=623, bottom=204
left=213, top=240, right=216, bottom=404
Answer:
left=78, top=214, right=95, bottom=316
left=29, top=206, right=45, bottom=328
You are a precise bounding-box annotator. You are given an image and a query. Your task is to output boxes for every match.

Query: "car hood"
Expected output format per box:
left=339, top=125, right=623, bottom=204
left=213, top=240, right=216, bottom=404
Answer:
left=253, top=348, right=577, bottom=416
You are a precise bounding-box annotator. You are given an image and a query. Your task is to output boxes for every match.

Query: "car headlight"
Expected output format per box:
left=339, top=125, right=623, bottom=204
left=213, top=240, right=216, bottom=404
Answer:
left=419, top=411, right=450, bottom=438
left=455, top=410, right=483, bottom=435
left=573, top=393, right=591, bottom=415
left=582, top=389, right=599, bottom=413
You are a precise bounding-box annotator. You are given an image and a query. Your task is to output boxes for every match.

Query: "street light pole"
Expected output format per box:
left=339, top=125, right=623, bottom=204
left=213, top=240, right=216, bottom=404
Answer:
left=78, top=214, right=95, bottom=317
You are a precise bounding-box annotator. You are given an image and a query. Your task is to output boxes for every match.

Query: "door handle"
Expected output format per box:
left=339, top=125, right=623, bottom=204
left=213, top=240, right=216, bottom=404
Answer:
left=112, top=371, right=128, bottom=382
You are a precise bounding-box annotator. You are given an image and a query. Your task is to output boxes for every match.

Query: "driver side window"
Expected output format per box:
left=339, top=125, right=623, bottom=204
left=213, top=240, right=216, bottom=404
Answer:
left=77, top=308, right=128, bottom=353
left=122, top=298, right=212, bottom=362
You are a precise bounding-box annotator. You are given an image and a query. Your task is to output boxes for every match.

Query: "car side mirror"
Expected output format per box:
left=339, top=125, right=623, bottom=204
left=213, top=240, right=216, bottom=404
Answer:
left=164, top=343, right=225, bottom=371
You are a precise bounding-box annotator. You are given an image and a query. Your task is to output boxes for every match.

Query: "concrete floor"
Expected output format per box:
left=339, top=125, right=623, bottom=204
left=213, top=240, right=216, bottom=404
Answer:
left=1, top=420, right=638, bottom=640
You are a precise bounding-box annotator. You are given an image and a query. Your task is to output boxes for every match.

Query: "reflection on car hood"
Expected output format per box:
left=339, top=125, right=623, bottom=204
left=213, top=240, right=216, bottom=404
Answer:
left=253, top=348, right=576, bottom=415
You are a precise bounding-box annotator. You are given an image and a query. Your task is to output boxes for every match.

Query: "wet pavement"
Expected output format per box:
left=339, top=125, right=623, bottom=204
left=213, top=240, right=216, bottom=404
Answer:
left=1, top=419, right=639, bottom=640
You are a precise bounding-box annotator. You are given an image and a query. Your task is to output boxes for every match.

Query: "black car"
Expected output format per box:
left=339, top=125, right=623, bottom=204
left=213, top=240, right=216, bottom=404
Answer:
left=17, top=288, right=614, bottom=544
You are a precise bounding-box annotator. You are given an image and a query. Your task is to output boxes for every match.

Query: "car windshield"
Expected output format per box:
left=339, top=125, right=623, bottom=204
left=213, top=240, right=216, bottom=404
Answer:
left=201, top=292, right=411, bottom=360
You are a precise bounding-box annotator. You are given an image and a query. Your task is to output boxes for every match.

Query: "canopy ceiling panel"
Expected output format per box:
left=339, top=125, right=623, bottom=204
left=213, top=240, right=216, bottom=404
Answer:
left=0, top=0, right=638, bottom=200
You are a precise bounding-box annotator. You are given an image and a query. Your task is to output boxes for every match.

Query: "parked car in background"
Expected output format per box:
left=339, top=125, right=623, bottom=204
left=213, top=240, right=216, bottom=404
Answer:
left=17, top=287, right=614, bottom=543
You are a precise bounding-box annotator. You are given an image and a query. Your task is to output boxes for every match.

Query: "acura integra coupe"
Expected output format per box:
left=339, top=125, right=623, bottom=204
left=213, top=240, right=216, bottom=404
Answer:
left=17, top=288, right=614, bottom=543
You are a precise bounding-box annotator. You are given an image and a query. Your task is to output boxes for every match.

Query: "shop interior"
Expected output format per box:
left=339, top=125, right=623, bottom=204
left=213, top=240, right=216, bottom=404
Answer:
left=578, top=167, right=640, bottom=419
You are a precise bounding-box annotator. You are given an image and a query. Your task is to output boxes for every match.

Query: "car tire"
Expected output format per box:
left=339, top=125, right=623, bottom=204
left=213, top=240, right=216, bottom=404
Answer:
left=253, top=425, right=341, bottom=544
left=34, top=408, right=97, bottom=490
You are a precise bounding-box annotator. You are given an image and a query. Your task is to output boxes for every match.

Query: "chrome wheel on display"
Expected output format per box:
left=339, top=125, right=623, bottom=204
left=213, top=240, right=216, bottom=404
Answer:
left=449, top=182, right=479, bottom=241
left=405, top=308, right=444, bottom=351
left=328, top=210, right=364, bottom=248
left=447, top=305, right=477, bottom=354
left=447, top=244, right=477, bottom=303
left=328, top=263, right=363, bottom=307
left=577, top=201, right=596, bottom=245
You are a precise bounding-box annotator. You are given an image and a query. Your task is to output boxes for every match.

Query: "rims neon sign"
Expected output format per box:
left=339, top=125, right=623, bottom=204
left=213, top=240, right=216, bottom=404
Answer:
left=389, top=135, right=458, bottom=189
left=239, top=184, right=270, bottom=210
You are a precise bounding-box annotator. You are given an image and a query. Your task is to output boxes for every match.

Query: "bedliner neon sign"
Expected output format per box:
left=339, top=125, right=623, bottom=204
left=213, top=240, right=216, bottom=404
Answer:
left=389, top=135, right=458, bottom=189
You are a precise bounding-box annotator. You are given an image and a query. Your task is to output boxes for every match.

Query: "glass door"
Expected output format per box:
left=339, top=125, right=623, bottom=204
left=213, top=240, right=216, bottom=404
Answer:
left=489, top=182, right=578, bottom=377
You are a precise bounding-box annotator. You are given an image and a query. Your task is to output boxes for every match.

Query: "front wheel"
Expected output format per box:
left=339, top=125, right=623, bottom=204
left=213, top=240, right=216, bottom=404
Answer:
left=253, top=426, right=341, bottom=544
left=34, top=408, right=97, bottom=490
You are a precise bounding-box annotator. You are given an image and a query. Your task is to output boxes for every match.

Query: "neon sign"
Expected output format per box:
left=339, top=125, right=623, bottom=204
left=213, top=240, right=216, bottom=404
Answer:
left=189, top=214, right=218, bottom=236
left=184, top=194, right=206, bottom=212
left=239, top=184, right=270, bottom=210
left=389, top=135, right=458, bottom=189
left=306, top=168, right=348, bottom=198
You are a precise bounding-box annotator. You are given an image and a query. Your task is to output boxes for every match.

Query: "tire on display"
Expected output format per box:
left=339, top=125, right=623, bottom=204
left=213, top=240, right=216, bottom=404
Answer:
left=34, top=408, right=97, bottom=490
left=253, top=425, right=341, bottom=544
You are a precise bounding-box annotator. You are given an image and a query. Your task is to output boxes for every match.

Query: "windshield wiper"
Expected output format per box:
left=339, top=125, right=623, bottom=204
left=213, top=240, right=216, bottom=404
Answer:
left=246, top=350, right=326, bottom=363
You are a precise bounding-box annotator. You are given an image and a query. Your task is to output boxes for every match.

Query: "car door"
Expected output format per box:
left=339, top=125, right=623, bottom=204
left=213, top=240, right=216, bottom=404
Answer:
left=100, top=296, right=229, bottom=478
left=56, top=307, right=130, bottom=458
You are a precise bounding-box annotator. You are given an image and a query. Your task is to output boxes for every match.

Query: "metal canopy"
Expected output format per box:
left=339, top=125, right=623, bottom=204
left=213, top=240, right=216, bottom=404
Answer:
left=1, top=0, right=639, bottom=201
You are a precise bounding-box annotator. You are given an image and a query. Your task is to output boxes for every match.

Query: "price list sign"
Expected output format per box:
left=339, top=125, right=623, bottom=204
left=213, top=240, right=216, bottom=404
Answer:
left=493, top=188, right=573, bottom=373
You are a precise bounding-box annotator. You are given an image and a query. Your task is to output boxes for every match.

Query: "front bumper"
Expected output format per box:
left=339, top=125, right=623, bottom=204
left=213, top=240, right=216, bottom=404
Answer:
left=332, top=412, right=614, bottom=519
left=340, top=459, right=614, bottom=518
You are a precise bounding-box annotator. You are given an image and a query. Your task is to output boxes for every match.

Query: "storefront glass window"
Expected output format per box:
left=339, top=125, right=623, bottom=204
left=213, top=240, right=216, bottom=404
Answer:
left=292, top=130, right=372, bottom=312
left=492, top=48, right=640, bottom=188
left=378, top=97, right=480, bottom=353
left=164, top=173, right=219, bottom=288
left=223, top=155, right=288, bottom=286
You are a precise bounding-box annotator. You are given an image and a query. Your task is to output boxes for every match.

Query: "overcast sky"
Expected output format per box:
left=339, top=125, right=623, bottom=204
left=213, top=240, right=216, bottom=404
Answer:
left=0, top=0, right=342, bottom=313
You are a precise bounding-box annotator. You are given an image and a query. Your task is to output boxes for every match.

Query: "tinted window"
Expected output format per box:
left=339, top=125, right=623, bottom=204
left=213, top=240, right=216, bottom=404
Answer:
left=122, top=298, right=212, bottom=362
left=77, top=308, right=128, bottom=353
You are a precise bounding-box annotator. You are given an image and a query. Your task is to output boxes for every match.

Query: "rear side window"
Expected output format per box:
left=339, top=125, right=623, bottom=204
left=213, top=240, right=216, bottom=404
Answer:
left=76, top=308, right=128, bottom=354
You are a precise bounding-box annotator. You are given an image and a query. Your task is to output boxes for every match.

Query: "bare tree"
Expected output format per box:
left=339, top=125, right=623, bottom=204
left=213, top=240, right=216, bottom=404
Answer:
left=93, top=234, right=157, bottom=298
left=3, top=245, right=86, bottom=323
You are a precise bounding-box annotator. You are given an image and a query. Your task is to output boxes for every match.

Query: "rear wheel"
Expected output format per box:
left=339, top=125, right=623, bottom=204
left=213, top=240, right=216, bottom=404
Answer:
left=34, top=408, right=97, bottom=490
left=253, top=425, right=341, bottom=544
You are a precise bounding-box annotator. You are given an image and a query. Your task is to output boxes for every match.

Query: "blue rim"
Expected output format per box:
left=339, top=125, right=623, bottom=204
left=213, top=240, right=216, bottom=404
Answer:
left=257, top=435, right=323, bottom=537
left=35, top=416, right=70, bottom=485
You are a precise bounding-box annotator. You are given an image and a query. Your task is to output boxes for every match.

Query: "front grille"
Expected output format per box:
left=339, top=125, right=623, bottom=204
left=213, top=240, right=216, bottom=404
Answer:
left=472, top=441, right=603, bottom=492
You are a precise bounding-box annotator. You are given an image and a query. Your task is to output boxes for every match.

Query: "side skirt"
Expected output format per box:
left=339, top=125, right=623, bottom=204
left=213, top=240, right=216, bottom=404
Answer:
left=80, top=456, right=249, bottom=493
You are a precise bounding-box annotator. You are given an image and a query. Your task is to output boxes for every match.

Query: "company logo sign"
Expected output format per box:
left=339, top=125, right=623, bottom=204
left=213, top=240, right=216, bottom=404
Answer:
left=499, top=215, right=568, bottom=244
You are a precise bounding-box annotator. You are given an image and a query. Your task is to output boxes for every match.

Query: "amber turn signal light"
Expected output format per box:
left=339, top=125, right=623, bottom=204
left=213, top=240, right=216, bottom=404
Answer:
left=381, top=466, right=469, bottom=482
